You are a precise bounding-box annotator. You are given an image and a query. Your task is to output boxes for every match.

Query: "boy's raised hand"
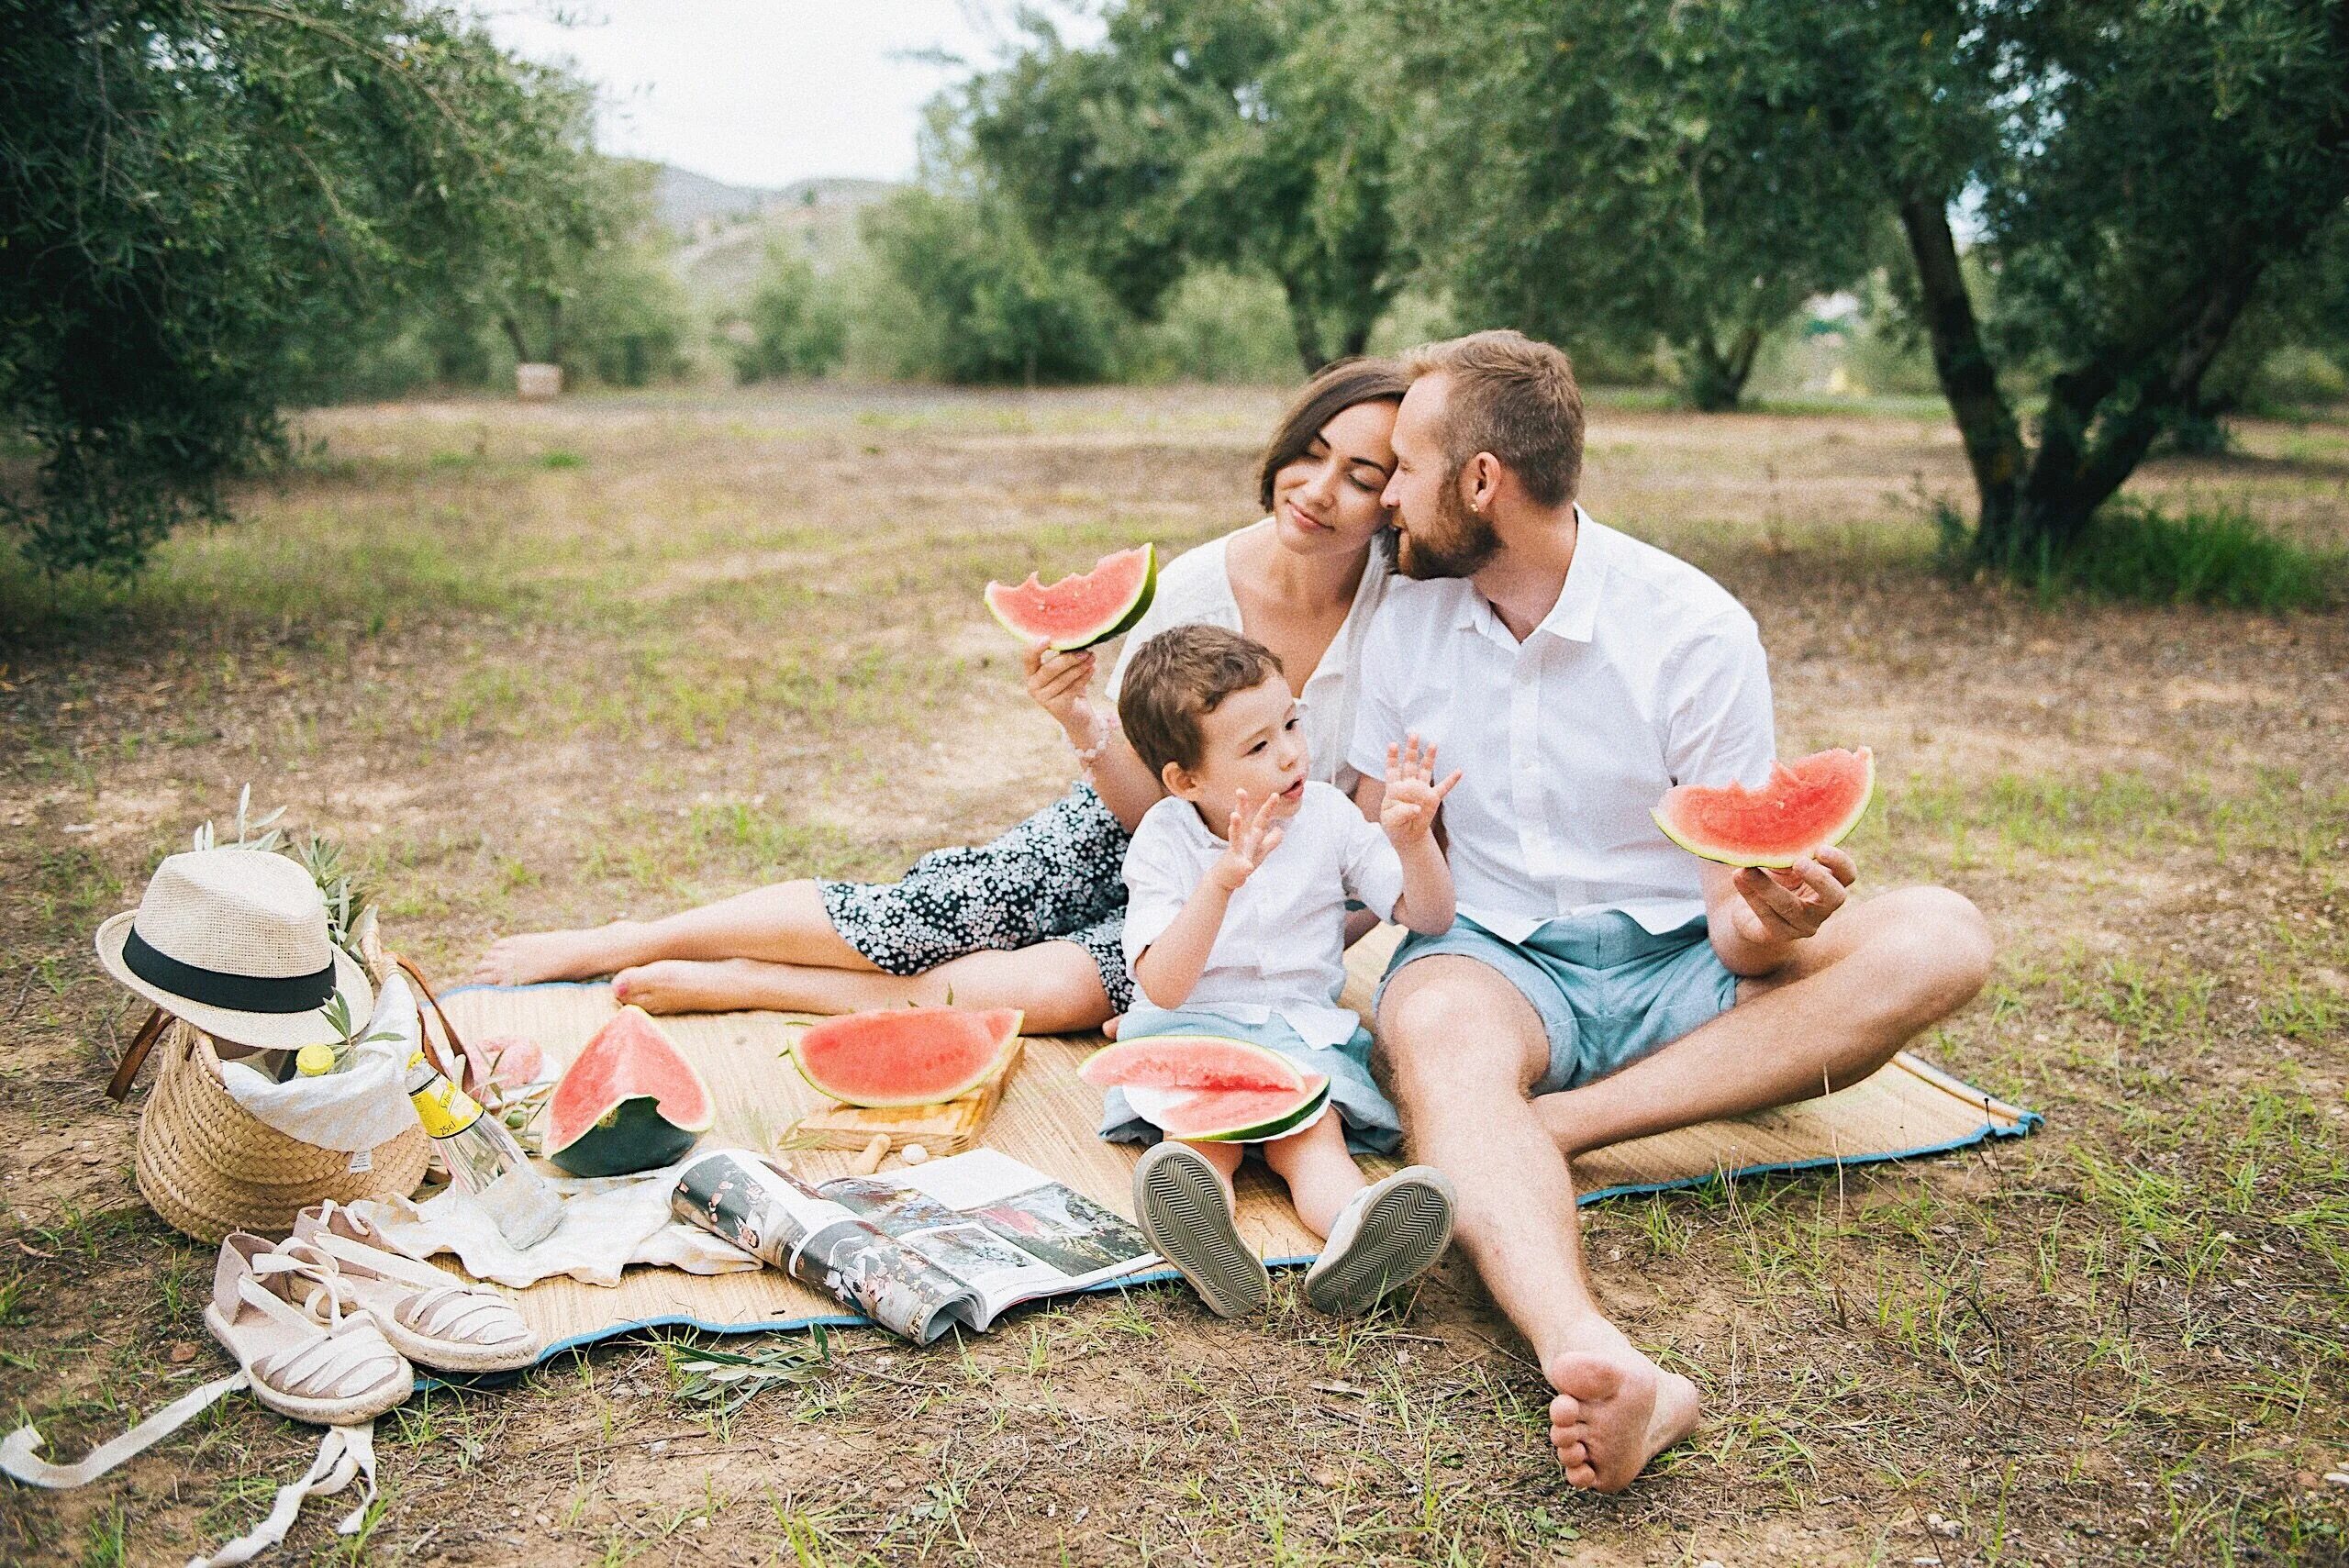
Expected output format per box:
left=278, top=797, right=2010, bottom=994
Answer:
left=1381, top=734, right=1461, bottom=845
left=1208, top=788, right=1286, bottom=892
left=1022, top=640, right=1096, bottom=729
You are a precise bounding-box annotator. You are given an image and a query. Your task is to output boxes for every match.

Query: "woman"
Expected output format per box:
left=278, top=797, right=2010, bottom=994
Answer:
left=470, top=359, right=1410, bottom=1033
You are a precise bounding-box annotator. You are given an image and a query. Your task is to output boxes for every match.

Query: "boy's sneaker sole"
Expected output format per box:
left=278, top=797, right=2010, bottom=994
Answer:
left=1304, top=1167, right=1456, bottom=1318
left=1133, top=1142, right=1268, bottom=1318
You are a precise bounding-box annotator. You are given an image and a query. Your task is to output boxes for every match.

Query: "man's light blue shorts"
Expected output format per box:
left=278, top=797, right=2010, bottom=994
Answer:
left=1377, top=911, right=1738, bottom=1094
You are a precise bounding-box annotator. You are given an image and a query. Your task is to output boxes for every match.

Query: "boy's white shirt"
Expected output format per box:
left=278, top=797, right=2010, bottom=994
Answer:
left=1121, top=781, right=1403, bottom=1050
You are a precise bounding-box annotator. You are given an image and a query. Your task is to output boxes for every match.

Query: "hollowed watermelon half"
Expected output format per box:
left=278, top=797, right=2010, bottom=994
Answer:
left=545, top=1006, right=716, bottom=1177
left=1652, top=746, right=1875, bottom=869
left=1079, top=1033, right=1305, bottom=1095
left=792, top=1006, right=1023, bottom=1107
left=985, top=544, right=1157, bottom=651
left=1131, top=1075, right=1331, bottom=1141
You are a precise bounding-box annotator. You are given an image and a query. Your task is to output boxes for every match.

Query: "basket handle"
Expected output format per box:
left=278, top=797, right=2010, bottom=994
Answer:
left=104, top=1007, right=173, bottom=1103
left=395, top=954, right=475, bottom=1088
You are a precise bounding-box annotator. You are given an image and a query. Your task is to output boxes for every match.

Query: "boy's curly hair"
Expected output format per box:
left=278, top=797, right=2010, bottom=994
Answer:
left=1117, top=625, right=1284, bottom=779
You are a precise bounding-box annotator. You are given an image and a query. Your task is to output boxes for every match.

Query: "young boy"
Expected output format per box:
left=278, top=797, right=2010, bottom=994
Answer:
left=1108, top=624, right=1461, bottom=1318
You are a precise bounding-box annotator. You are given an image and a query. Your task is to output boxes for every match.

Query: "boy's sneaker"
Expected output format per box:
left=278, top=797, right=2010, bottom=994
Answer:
left=1303, top=1166, right=1456, bottom=1317
left=1132, top=1141, right=1268, bottom=1318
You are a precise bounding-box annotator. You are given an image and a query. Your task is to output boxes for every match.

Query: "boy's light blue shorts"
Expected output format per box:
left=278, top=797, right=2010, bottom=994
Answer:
left=1377, top=911, right=1737, bottom=1094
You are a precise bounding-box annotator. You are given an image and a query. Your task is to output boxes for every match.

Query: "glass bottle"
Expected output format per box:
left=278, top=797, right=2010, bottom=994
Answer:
left=404, top=1051, right=562, bottom=1250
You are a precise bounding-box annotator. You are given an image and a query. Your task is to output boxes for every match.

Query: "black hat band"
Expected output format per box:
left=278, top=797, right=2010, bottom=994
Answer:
left=123, top=927, right=338, bottom=1015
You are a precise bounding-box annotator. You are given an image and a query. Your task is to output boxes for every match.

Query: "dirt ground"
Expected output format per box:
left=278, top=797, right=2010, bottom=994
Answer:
left=2, top=384, right=2344, bottom=1566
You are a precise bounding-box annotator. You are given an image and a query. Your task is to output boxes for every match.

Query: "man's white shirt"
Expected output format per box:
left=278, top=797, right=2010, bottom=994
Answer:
left=1121, top=781, right=1404, bottom=1049
left=1347, top=509, right=1776, bottom=942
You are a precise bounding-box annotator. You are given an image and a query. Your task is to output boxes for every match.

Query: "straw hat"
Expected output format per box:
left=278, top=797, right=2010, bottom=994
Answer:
left=96, top=849, right=373, bottom=1051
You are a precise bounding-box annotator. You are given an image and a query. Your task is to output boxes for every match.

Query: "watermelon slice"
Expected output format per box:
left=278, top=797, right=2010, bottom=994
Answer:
left=985, top=544, right=1158, bottom=651
left=1652, top=746, right=1876, bottom=869
left=1131, top=1075, right=1331, bottom=1141
left=792, top=1006, right=1023, bottom=1107
left=1079, top=1034, right=1305, bottom=1095
left=544, top=1006, right=715, bottom=1176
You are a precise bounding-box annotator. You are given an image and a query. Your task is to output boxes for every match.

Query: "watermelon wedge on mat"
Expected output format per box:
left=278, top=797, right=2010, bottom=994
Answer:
left=1652, top=746, right=1875, bottom=869
left=985, top=544, right=1157, bottom=651
left=1079, top=1034, right=1305, bottom=1095
left=545, top=1006, right=715, bottom=1176
left=791, top=1006, right=1023, bottom=1107
left=1130, top=1075, right=1331, bottom=1141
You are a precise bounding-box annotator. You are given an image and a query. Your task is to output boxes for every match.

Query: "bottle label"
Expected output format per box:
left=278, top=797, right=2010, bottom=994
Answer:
left=409, top=1073, right=484, bottom=1140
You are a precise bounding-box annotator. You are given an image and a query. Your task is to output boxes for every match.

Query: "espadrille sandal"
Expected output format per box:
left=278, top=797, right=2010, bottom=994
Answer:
left=204, top=1234, right=414, bottom=1425
left=291, top=1202, right=539, bottom=1373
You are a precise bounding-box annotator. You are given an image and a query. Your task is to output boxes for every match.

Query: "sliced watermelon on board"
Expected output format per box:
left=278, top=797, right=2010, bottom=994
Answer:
left=1079, top=1033, right=1305, bottom=1095
left=544, top=1006, right=715, bottom=1176
left=985, top=544, right=1158, bottom=651
left=792, top=1006, right=1023, bottom=1107
left=1652, top=746, right=1876, bottom=869
left=1130, top=1075, right=1331, bottom=1141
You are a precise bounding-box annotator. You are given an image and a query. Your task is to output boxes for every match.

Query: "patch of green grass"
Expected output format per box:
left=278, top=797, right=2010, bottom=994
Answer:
left=1955, top=497, right=2343, bottom=611
left=540, top=449, right=586, bottom=470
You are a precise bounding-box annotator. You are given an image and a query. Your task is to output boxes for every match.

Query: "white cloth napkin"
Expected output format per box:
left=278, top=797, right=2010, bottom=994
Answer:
left=215, top=972, right=421, bottom=1153
left=351, top=1163, right=760, bottom=1288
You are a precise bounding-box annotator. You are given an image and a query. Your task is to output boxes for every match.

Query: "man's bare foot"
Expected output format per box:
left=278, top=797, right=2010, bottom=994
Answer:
left=613, top=958, right=768, bottom=1015
left=1542, top=1335, right=1700, bottom=1492
left=470, top=924, right=647, bottom=987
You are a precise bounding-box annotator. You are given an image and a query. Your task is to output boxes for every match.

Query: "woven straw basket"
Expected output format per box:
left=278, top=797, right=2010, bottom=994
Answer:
left=117, top=934, right=431, bottom=1244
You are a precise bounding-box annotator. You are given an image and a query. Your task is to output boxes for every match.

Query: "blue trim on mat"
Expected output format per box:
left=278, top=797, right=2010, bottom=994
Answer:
left=433, top=978, right=2043, bottom=1363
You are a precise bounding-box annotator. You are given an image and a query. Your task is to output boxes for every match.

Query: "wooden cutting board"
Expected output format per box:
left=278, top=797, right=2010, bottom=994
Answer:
left=789, top=1036, right=1026, bottom=1155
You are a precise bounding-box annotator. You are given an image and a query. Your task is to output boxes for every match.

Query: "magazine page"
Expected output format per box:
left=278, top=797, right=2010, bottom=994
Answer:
left=670, top=1150, right=981, bottom=1345
left=818, top=1147, right=1155, bottom=1326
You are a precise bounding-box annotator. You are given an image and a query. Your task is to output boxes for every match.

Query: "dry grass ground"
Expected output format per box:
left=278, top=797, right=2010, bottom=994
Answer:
left=1, top=384, right=2344, bottom=1566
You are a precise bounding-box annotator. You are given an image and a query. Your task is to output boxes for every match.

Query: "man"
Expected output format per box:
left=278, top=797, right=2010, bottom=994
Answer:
left=1347, top=330, right=1994, bottom=1491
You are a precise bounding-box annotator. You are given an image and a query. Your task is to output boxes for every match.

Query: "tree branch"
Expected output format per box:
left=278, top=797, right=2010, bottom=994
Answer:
left=1898, top=195, right=2023, bottom=537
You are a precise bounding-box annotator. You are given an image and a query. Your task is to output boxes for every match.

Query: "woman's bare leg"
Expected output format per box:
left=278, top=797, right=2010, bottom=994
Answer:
left=611, top=940, right=1116, bottom=1034
left=471, top=880, right=874, bottom=986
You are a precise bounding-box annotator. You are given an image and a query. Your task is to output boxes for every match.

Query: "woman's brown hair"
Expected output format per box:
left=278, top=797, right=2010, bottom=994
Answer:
left=1255, top=357, right=1410, bottom=512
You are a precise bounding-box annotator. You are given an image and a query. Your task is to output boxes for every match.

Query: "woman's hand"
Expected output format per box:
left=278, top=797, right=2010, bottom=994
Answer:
left=1208, top=789, right=1286, bottom=893
left=1380, top=734, right=1460, bottom=846
left=1023, top=640, right=1097, bottom=733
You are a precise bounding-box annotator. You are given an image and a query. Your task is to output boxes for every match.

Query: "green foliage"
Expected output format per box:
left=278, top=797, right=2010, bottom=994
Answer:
left=1942, top=498, right=2342, bottom=612
left=960, top=0, right=1408, bottom=370
left=1123, top=268, right=1301, bottom=384
left=0, top=0, right=608, bottom=577
left=1391, top=0, right=1886, bottom=411
left=727, top=244, right=850, bottom=383
left=857, top=189, right=1120, bottom=384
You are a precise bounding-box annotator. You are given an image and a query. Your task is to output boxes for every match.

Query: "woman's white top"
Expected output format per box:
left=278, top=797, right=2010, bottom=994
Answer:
left=1109, top=521, right=1391, bottom=796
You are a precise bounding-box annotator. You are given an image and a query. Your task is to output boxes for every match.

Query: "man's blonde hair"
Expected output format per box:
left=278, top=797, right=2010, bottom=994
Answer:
left=1400, top=329, right=1585, bottom=507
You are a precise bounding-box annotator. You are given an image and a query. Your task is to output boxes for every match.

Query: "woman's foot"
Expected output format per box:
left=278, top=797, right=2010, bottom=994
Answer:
left=611, top=959, right=773, bottom=1015
left=1132, top=1142, right=1267, bottom=1318
left=470, top=923, right=648, bottom=987
left=1302, top=1165, right=1455, bottom=1317
left=1542, top=1327, right=1701, bottom=1492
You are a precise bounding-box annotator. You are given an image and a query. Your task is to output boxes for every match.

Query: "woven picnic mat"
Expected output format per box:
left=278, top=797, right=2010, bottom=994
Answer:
left=436, top=926, right=2037, bottom=1360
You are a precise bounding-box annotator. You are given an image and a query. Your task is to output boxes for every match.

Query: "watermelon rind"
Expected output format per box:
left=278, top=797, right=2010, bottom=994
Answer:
left=1079, top=1033, right=1305, bottom=1095
left=1652, top=747, right=1876, bottom=870
left=548, top=1095, right=703, bottom=1177
left=791, top=1006, right=1024, bottom=1107
left=544, top=1006, right=715, bottom=1176
left=985, top=544, right=1158, bottom=652
left=1129, top=1076, right=1331, bottom=1142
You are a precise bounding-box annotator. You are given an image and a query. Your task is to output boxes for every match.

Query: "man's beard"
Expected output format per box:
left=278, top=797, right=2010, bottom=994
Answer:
left=1396, top=472, right=1501, bottom=580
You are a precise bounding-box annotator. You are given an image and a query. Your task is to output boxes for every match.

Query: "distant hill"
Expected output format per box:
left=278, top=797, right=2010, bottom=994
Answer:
left=648, top=164, right=896, bottom=305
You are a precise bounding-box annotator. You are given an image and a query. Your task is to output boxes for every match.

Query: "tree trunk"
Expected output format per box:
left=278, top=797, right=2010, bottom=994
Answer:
left=1898, top=196, right=2025, bottom=558
left=1680, top=325, right=1762, bottom=412
left=1282, top=281, right=1330, bottom=373
left=499, top=313, right=530, bottom=363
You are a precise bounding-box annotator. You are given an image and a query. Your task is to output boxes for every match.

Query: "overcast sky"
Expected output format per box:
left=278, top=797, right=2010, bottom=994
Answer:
left=473, top=2, right=1097, bottom=191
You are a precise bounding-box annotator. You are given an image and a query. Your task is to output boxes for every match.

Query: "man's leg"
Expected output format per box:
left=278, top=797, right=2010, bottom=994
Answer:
left=1535, top=885, right=1993, bottom=1157
left=471, top=880, right=877, bottom=986
left=608, top=940, right=1114, bottom=1032
left=1377, top=956, right=1699, bottom=1491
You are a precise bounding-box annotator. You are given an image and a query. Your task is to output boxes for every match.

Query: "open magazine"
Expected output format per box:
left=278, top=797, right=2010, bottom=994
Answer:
left=671, top=1147, right=1157, bottom=1344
